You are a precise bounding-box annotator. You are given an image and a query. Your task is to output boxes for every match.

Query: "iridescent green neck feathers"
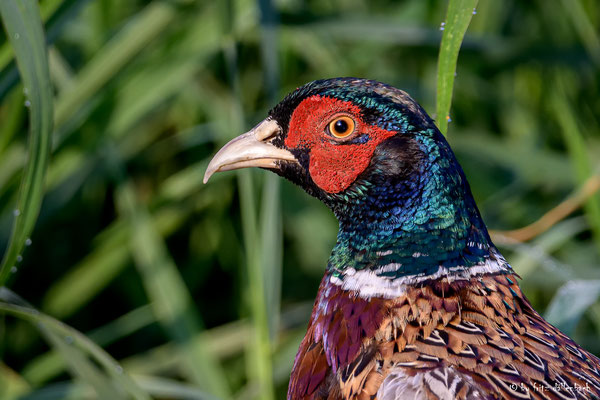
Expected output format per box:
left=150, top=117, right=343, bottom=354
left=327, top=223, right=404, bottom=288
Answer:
left=321, top=97, right=510, bottom=294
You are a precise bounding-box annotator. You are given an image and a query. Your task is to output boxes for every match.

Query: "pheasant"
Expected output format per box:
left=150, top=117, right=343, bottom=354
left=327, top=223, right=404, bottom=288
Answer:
left=204, top=78, right=600, bottom=399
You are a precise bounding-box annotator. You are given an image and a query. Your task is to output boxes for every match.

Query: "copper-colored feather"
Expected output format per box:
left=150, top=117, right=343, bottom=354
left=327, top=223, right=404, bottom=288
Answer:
left=288, top=273, right=600, bottom=399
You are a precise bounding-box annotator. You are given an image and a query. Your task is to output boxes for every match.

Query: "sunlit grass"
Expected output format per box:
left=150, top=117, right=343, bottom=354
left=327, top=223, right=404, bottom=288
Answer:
left=0, top=0, right=599, bottom=399
left=0, top=0, right=53, bottom=286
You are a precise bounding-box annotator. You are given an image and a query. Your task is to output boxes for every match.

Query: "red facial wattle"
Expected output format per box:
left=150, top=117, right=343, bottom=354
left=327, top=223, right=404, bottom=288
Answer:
left=285, top=95, right=397, bottom=193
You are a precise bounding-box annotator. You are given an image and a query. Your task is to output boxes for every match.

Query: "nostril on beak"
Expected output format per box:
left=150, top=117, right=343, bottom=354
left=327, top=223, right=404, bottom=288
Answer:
left=254, top=118, right=280, bottom=142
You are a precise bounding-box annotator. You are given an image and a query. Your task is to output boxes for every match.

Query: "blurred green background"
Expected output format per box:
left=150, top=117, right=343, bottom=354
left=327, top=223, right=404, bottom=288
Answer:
left=0, top=0, right=599, bottom=399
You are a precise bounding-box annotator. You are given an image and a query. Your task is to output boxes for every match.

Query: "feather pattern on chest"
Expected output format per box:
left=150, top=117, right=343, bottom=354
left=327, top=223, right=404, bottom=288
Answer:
left=289, top=271, right=600, bottom=400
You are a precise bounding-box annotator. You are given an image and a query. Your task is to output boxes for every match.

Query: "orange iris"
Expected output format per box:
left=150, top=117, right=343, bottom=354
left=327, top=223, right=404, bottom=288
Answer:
left=328, top=116, right=355, bottom=138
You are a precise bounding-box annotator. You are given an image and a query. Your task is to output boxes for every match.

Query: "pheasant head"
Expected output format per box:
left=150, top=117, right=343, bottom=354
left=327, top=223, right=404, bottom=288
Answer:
left=204, top=78, right=509, bottom=298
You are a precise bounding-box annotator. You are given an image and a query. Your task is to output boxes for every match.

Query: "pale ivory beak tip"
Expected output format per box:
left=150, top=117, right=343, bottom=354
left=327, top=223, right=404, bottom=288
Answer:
left=202, top=171, right=212, bottom=184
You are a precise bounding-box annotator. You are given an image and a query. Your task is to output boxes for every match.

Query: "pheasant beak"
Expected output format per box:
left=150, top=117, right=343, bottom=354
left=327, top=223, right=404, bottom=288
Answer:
left=203, top=118, right=297, bottom=184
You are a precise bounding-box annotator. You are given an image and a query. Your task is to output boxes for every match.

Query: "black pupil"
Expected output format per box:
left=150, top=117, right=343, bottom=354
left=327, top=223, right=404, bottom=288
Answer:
left=334, top=119, right=348, bottom=134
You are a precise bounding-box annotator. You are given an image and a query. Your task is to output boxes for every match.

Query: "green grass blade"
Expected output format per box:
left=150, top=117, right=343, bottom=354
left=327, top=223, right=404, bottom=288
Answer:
left=545, top=280, right=600, bottom=335
left=14, top=382, right=91, bottom=400
left=0, top=291, right=151, bottom=400
left=221, top=2, right=275, bottom=397
left=115, top=181, right=230, bottom=398
left=0, top=88, right=25, bottom=154
left=0, top=0, right=54, bottom=285
left=21, top=375, right=223, bottom=400
left=435, top=0, right=478, bottom=135
left=103, top=6, right=220, bottom=140
left=133, top=375, right=222, bottom=400
left=559, top=0, right=600, bottom=66
left=41, top=328, right=125, bottom=400
left=42, top=172, right=205, bottom=319
left=258, top=0, right=283, bottom=343
left=0, top=362, right=30, bottom=399
left=22, top=305, right=155, bottom=385
left=238, top=168, right=275, bottom=398
left=48, top=47, right=74, bottom=92
left=0, top=0, right=86, bottom=101
left=43, top=242, right=130, bottom=317
left=53, top=1, right=178, bottom=133
left=551, top=74, right=600, bottom=252
left=122, top=319, right=250, bottom=375
left=505, top=217, right=587, bottom=279
left=0, top=0, right=66, bottom=74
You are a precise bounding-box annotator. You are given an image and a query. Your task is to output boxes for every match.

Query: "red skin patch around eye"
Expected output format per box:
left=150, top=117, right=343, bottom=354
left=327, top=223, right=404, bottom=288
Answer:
left=285, top=95, right=397, bottom=193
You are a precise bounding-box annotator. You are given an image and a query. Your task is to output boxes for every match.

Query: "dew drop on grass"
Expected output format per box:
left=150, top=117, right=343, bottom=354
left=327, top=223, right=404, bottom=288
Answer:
left=13, top=209, right=20, bottom=217
left=23, top=87, right=29, bottom=95
left=14, top=33, right=20, bottom=40
left=115, top=365, right=124, bottom=374
left=24, top=100, right=31, bottom=108
left=446, top=115, right=452, bottom=123
left=16, top=255, right=23, bottom=262
left=472, top=8, right=477, bottom=15
left=440, top=22, right=445, bottom=31
left=64, top=336, right=74, bottom=345
left=25, top=238, right=32, bottom=246
left=10, top=266, right=17, bottom=274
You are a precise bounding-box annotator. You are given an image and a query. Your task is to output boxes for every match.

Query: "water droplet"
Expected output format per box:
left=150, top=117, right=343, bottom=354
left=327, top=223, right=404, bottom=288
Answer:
left=454, top=72, right=457, bottom=77
left=24, top=100, right=31, bottom=108
left=439, top=22, right=445, bottom=31
left=115, top=365, right=124, bottom=374
left=446, top=115, right=452, bottom=123
left=14, top=33, right=20, bottom=40
left=25, top=238, right=32, bottom=246
left=64, top=336, right=74, bottom=344
left=23, top=87, right=29, bottom=95
left=13, top=209, right=20, bottom=217
left=10, top=266, right=17, bottom=273
left=16, top=255, right=23, bottom=262
left=472, top=8, right=477, bottom=15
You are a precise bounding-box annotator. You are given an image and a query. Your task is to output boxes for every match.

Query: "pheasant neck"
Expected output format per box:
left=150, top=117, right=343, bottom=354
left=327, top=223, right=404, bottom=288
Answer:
left=327, top=131, right=511, bottom=297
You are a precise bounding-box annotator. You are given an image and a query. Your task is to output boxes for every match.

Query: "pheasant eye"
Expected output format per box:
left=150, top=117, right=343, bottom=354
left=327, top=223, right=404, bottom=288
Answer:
left=328, top=116, right=355, bottom=138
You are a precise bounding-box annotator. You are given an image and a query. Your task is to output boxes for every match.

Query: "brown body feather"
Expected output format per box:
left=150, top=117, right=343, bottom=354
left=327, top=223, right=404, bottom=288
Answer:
left=288, top=273, right=600, bottom=400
